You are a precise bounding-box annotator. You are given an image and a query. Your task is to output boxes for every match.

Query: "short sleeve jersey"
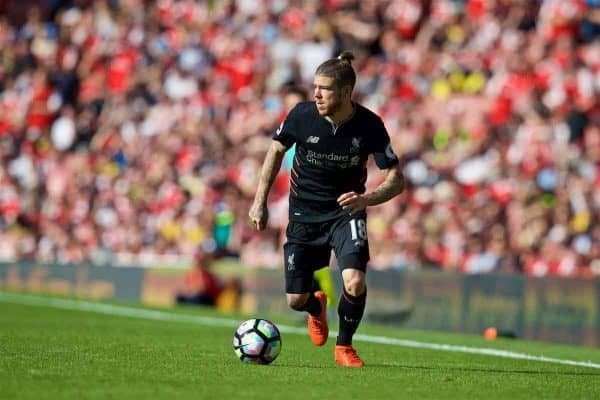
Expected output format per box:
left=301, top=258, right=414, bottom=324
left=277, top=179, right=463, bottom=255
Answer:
left=273, top=101, right=399, bottom=223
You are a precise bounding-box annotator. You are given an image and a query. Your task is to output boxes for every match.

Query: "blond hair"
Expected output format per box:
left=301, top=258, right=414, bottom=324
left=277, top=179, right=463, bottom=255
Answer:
left=315, top=51, right=356, bottom=90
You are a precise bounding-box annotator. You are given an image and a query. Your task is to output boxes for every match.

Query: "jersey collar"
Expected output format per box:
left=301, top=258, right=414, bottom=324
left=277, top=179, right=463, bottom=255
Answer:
left=325, top=102, right=356, bottom=135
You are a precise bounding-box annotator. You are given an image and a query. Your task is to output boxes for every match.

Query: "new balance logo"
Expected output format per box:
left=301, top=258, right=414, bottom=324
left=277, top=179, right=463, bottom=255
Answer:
left=306, top=136, right=320, bottom=143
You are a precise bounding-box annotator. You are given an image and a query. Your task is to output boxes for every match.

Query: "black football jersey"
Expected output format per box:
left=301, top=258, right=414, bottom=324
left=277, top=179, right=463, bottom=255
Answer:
left=273, top=101, right=399, bottom=222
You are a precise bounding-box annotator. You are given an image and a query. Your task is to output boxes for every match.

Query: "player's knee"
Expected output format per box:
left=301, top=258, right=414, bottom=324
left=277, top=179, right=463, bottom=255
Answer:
left=341, top=268, right=366, bottom=297
left=343, top=276, right=365, bottom=297
left=286, top=293, right=309, bottom=311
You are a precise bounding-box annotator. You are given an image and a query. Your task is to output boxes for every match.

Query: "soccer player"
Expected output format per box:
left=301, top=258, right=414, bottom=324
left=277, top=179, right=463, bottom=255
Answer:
left=249, top=51, right=405, bottom=367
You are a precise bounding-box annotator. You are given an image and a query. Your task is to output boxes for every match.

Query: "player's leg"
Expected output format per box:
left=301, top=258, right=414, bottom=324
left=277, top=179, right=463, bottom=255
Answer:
left=333, top=263, right=367, bottom=367
left=337, top=267, right=367, bottom=345
left=331, top=214, right=369, bottom=366
left=283, top=240, right=330, bottom=346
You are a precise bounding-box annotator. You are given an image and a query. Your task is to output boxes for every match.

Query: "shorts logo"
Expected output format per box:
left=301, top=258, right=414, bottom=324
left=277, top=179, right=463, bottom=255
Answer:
left=287, top=253, right=295, bottom=270
left=306, top=136, right=320, bottom=143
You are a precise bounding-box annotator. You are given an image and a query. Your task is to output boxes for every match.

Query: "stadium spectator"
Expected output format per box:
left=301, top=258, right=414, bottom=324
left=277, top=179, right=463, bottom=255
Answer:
left=175, top=248, right=222, bottom=307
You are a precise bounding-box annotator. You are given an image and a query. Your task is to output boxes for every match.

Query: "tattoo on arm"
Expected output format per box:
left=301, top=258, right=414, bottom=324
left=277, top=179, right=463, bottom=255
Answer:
left=365, top=166, right=405, bottom=207
left=254, top=142, right=286, bottom=205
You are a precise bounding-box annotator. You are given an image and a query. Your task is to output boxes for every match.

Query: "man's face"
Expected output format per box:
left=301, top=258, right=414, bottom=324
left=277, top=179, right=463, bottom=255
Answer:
left=313, top=75, right=344, bottom=117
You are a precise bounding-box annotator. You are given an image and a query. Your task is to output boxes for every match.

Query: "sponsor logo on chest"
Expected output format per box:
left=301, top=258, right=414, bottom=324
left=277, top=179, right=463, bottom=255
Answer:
left=303, top=135, right=363, bottom=168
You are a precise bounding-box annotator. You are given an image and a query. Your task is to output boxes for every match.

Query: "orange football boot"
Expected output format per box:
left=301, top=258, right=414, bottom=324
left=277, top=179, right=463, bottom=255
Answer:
left=307, top=291, right=328, bottom=346
left=334, top=345, right=365, bottom=367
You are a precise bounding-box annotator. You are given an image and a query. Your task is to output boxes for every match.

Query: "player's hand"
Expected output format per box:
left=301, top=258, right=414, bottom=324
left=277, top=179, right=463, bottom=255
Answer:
left=248, top=203, right=269, bottom=231
left=337, top=191, right=368, bottom=214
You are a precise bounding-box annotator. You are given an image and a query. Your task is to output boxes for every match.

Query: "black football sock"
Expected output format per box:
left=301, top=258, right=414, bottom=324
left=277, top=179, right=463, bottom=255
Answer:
left=301, top=292, right=322, bottom=317
left=336, top=288, right=367, bottom=346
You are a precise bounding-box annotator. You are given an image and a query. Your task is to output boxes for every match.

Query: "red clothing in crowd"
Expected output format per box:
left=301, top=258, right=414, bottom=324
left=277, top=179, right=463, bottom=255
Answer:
left=183, top=266, right=222, bottom=302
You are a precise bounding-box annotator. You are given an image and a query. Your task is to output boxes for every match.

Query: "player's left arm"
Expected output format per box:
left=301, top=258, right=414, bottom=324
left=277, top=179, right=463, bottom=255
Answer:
left=365, top=163, right=405, bottom=206
left=337, top=163, right=404, bottom=213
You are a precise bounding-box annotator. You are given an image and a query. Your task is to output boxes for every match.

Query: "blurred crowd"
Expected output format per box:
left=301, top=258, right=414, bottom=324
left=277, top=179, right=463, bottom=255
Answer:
left=0, top=0, right=599, bottom=278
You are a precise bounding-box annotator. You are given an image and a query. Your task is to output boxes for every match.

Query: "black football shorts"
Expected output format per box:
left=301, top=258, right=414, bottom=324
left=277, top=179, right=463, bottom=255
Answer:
left=283, top=211, right=370, bottom=294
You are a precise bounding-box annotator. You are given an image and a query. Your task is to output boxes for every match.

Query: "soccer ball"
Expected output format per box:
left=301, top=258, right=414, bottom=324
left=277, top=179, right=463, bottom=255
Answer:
left=233, top=318, right=282, bottom=365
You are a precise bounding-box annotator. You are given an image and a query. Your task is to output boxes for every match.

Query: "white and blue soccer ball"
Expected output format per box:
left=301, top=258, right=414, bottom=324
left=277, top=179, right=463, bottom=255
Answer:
left=233, top=318, right=282, bottom=365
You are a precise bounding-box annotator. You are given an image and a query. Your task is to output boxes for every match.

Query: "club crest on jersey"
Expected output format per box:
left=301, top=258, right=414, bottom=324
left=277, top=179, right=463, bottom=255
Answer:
left=306, top=136, right=320, bottom=143
left=350, top=137, right=361, bottom=153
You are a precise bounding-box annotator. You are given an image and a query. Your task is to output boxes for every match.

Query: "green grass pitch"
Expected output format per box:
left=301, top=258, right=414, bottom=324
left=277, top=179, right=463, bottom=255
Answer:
left=1, top=292, right=599, bottom=399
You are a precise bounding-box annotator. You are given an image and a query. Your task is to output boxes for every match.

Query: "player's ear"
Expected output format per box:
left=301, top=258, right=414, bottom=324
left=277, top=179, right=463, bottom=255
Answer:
left=341, top=85, right=352, bottom=99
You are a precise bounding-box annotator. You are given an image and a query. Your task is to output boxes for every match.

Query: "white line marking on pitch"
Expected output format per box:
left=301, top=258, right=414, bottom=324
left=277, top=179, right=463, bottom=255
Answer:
left=1, top=292, right=599, bottom=370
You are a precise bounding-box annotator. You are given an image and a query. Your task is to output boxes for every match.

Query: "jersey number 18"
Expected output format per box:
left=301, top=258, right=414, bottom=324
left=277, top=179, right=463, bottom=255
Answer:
left=349, top=218, right=367, bottom=241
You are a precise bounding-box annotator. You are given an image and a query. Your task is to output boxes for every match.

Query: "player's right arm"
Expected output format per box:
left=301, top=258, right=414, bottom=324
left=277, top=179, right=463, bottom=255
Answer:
left=249, top=140, right=287, bottom=230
